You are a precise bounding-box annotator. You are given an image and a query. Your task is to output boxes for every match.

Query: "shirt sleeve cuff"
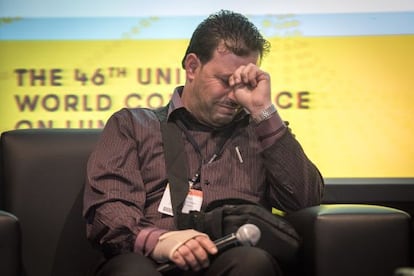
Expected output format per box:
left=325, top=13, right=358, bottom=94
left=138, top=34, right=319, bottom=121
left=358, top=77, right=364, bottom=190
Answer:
left=134, top=227, right=168, bottom=256
left=254, top=111, right=287, bottom=149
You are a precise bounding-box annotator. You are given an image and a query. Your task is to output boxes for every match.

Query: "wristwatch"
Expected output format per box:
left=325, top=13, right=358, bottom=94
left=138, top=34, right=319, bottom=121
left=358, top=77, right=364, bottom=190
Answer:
left=253, top=104, right=277, bottom=124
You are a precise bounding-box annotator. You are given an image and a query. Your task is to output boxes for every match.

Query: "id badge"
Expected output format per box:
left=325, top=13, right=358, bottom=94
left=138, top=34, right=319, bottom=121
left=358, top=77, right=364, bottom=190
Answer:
left=158, top=183, right=174, bottom=216
left=158, top=183, right=203, bottom=216
left=181, top=188, right=203, bottom=214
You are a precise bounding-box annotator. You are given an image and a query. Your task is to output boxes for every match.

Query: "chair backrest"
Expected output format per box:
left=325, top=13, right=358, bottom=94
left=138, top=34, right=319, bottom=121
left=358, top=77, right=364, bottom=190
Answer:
left=0, top=129, right=103, bottom=276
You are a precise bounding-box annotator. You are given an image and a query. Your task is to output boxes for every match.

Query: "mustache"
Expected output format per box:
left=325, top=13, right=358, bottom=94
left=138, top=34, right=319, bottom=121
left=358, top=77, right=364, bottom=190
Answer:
left=220, top=100, right=239, bottom=109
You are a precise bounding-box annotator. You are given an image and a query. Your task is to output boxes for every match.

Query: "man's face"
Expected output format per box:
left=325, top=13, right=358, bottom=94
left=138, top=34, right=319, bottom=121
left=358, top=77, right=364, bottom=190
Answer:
left=183, top=46, right=259, bottom=128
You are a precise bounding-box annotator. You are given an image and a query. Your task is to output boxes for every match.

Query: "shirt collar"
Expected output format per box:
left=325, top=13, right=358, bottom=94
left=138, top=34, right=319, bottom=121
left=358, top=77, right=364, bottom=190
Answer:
left=167, top=86, right=185, bottom=119
left=167, top=86, right=250, bottom=128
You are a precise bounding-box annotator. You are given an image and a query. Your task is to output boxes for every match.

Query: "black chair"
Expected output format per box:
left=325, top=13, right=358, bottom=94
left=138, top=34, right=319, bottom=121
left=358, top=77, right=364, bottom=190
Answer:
left=0, top=129, right=102, bottom=276
left=0, top=129, right=412, bottom=276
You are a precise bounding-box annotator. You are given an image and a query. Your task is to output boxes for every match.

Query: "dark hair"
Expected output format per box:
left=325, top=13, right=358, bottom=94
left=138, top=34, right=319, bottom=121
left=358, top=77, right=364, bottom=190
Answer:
left=181, top=10, right=270, bottom=68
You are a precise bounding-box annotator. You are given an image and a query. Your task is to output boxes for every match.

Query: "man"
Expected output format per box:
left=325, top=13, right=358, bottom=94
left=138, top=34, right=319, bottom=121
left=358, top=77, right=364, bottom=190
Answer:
left=83, top=10, right=324, bottom=276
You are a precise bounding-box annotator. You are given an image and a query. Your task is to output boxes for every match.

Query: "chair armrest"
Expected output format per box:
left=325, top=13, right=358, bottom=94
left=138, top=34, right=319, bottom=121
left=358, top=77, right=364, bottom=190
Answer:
left=0, top=211, right=21, bottom=276
left=285, top=204, right=411, bottom=276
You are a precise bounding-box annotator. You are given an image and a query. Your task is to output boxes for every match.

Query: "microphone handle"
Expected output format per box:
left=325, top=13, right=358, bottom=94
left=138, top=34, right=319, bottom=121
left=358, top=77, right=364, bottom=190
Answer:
left=214, top=232, right=239, bottom=250
left=156, top=262, right=176, bottom=273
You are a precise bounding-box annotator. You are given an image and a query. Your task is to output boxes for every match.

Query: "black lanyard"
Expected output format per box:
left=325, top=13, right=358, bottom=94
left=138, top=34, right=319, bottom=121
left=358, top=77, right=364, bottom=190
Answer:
left=175, top=118, right=237, bottom=185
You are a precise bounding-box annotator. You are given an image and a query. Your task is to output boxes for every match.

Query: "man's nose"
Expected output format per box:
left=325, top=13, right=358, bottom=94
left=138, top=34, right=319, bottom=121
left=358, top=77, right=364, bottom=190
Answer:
left=226, top=88, right=237, bottom=102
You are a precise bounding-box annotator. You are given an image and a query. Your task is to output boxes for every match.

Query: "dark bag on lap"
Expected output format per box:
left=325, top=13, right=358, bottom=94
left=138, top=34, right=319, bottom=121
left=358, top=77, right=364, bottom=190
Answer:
left=179, top=198, right=301, bottom=263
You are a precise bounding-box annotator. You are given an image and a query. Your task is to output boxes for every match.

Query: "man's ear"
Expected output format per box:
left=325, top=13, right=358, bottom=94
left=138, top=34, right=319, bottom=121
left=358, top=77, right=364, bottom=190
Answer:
left=184, top=53, right=200, bottom=79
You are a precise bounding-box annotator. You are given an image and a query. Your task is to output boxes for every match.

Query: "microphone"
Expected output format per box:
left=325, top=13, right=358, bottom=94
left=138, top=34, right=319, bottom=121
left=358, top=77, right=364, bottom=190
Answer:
left=214, top=223, right=261, bottom=250
left=157, top=224, right=261, bottom=273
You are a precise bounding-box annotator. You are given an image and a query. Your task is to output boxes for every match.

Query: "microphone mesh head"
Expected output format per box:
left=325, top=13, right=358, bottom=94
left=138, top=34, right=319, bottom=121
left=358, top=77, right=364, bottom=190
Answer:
left=235, top=224, right=261, bottom=246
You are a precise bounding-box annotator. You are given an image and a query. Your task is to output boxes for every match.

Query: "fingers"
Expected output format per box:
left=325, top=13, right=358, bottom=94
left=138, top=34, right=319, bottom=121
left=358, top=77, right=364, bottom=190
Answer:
left=195, top=235, right=218, bottom=255
left=228, top=63, right=271, bottom=113
left=171, top=236, right=217, bottom=271
left=229, top=63, right=262, bottom=89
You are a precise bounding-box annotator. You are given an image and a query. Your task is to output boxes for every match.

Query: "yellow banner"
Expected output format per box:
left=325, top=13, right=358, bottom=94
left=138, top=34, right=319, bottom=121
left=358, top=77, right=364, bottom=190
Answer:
left=0, top=36, right=413, bottom=178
